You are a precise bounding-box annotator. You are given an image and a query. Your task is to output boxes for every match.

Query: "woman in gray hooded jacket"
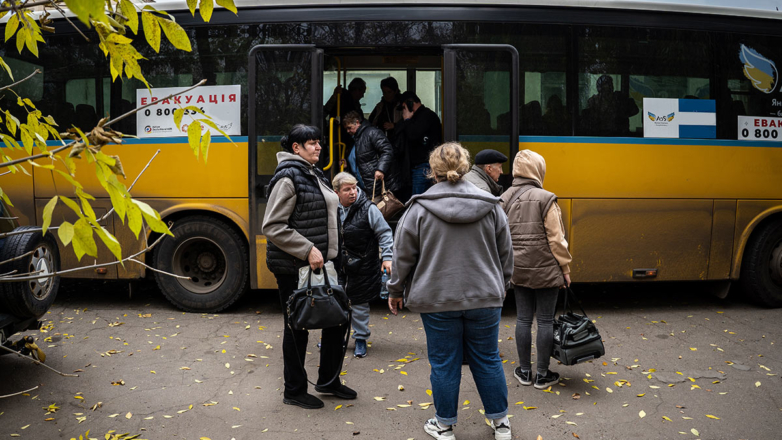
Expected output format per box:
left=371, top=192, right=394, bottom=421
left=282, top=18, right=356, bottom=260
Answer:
left=388, top=142, right=514, bottom=440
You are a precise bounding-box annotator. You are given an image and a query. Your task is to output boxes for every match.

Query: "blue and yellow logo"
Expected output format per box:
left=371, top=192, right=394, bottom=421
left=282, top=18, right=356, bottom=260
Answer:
left=648, top=112, right=675, bottom=122
left=740, top=44, right=778, bottom=94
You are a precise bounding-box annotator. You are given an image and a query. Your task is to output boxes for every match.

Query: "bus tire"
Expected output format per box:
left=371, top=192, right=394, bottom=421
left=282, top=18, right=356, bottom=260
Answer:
left=0, top=227, right=60, bottom=318
left=152, top=216, right=248, bottom=313
left=740, top=219, right=782, bottom=308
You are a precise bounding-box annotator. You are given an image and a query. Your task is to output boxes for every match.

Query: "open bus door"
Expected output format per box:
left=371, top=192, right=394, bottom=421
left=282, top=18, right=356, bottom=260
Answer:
left=248, top=44, right=324, bottom=289
left=442, top=44, right=519, bottom=186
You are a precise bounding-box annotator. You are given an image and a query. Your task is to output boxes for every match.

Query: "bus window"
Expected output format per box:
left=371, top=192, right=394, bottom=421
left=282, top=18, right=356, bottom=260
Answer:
left=416, top=70, right=441, bottom=120
left=454, top=23, right=568, bottom=136
left=66, top=77, right=111, bottom=133
left=576, top=27, right=712, bottom=137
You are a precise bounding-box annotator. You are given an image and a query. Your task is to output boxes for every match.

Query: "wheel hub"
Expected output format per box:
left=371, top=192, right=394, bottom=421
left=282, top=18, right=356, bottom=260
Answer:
left=172, top=237, right=228, bottom=294
left=770, top=240, right=782, bottom=285
left=28, top=246, right=53, bottom=300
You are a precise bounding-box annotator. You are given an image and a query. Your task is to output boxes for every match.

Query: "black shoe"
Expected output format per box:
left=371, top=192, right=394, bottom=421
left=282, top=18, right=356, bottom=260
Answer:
left=283, top=392, right=324, bottom=409
left=534, top=370, right=560, bottom=389
left=314, top=383, right=357, bottom=399
left=513, top=366, right=533, bottom=386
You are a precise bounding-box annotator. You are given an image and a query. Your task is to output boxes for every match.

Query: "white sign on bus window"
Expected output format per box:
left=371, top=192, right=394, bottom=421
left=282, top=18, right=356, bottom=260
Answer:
left=643, top=98, right=716, bottom=139
left=738, top=116, right=782, bottom=141
left=136, top=85, right=241, bottom=138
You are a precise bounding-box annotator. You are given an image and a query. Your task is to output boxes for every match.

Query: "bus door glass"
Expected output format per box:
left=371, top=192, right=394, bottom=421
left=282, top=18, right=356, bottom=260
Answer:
left=247, top=45, right=324, bottom=289
left=442, top=44, right=519, bottom=188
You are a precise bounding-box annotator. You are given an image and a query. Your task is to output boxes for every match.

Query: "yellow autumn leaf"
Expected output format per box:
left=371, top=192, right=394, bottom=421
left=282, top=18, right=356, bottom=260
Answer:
left=335, top=405, right=342, bottom=410
left=606, top=387, right=613, bottom=393
left=200, top=438, right=212, bottom=440
left=153, top=345, right=160, bottom=350
left=691, top=428, right=699, bottom=436
left=514, top=401, right=524, bottom=405
left=637, top=393, right=646, bottom=397
left=233, top=407, right=240, bottom=411
left=74, top=396, right=84, bottom=400
left=426, top=389, right=432, bottom=396
left=551, top=414, right=562, bottom=418
left=261, top=429, right=268, bottom=433
left=463, top=400, right=470, bottom=405
left=400, top=371, right=408, bottom=375
left=755, top=381, right=761, bottom=387
left=523, top=406, right=537, bottom=410
left=662, top=416, right=672, bottom=422
left=690, top=347, right=697, bottom=351
left=150, top=371, right=156, bottom=374
left=639, top=410, right=646, bottom=418
left=125, top=412, right=132, bottom=419
left=374, top=397, right=386, bottom=401
left=706, top=414, right=720, bottom=419
left=566, top=421, right=577, bottom=425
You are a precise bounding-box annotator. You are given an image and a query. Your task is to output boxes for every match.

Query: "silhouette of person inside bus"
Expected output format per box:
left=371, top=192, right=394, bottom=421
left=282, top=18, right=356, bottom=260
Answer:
left=368, top=77, right=403, bottom=142
left=394, top=91, right=442, bottom=196
left=582, top=75, right=639, bottom=136
left=325, top=77, right=367, bottom=121
left=324, top=77, right=367, bottom=160
left=542, top=95, right=570, bottom=136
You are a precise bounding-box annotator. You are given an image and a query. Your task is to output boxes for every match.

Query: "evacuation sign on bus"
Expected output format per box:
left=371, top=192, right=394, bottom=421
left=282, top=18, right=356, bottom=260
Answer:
left=738, top=116, right=782, bottom=141
left=136, top=85, right=241, bottom=138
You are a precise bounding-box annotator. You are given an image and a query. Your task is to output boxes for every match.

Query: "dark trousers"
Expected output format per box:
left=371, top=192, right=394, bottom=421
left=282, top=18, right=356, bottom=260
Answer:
left=275, top=273, right=347, bottom=397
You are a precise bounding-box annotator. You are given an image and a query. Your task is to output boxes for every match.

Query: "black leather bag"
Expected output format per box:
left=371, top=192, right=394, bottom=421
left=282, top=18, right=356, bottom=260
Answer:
left=286, top=268, right=352, bottom=331
left=552, top=286, right=605, bottom=365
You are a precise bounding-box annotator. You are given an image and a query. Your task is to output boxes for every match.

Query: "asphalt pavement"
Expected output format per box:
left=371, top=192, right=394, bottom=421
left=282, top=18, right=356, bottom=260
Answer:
left=1, top=280, right=780, bottom=440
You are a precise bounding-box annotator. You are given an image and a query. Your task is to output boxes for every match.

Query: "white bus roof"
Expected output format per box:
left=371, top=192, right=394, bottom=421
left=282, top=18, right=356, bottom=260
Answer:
left=159, top=0, right=782, bottom=21
left=10, top=0, right=782, bottom=22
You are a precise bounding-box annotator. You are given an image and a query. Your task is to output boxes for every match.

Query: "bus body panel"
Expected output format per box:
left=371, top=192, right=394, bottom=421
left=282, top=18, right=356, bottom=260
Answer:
left=708, top=200, right=737, bottom=280
left=33, top=139, right=248, bottom=199
left=3, top=162, right=35, bottom=228
left=569, top=198, right=713, bottom=282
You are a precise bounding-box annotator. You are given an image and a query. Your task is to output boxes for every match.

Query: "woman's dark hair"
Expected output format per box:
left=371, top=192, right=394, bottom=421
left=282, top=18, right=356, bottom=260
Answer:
left=380, top=77, right=399, bottom=93
left=280, top=124, right=322, bottom=153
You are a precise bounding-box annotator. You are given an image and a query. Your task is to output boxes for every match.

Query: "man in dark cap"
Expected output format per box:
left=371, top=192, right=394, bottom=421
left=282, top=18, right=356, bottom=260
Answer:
left=463, top=149, right=508, bottom=196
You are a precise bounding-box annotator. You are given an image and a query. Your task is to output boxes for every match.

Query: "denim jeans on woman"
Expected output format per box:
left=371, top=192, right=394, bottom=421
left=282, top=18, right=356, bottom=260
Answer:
left=420, top=307, right=508, bottom=426
left=514, top=285, right=559, bottom=374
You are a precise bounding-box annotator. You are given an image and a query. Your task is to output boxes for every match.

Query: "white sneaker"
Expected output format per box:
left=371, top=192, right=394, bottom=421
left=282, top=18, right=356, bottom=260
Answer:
left=491, top=420, right=512, bottom=440
left=424, top=418, right=455, bottom=440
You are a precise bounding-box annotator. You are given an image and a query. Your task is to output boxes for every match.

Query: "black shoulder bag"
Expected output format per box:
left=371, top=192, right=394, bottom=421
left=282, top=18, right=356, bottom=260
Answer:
left=286, top=268, right=352, bottom=386
left=552, top=286, right=605, bottom=365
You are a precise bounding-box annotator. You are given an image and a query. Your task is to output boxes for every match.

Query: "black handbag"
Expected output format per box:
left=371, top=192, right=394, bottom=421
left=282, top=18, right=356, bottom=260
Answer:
left=552, top=286, right=605, bottom=365
left=286, top=268, right=352, bottom=331
left=285, top=268, right=352, bottom=387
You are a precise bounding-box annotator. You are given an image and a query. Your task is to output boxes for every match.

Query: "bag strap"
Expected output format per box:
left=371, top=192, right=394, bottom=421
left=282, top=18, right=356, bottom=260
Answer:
left=560, top=285, right=588, bottom=317
left=287, top=308, right=352, bottom=388
left=503, top=185, right=535, bottom=216
left=306, top=267, right=333, bottom=289
left=372, top=179, right=378, bottom=200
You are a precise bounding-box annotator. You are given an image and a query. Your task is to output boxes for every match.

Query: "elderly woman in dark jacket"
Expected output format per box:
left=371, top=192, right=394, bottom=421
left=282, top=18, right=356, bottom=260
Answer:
left=343, top=110, right=400, bottom=193
left=262, top=124, right=357, bottom=410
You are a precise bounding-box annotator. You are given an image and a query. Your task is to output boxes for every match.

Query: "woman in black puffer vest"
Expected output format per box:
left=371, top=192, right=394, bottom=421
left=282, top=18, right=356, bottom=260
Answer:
left=262, top=124, right=357, bottom=410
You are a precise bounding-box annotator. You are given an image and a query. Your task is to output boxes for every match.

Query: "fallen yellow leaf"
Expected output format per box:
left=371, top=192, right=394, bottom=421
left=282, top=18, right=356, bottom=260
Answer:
left=639, top=410, right=646, bottom=418
left=233, top=407, right=240, bottom=411
left=691, top=428, right=699, bottom=436
left=400, top=371, right=408, bottom=375
left=125, top=412, right=132, bottom=419
left=426, top=389, right=432, bottom=396
left=756, top=381, right=762, bottom=387
left=706, top=414, right=720, bottom=419
left=662, top=416, right=672, bottom=422
left=335, top=405, right=342, bottom=410
left=463, top=400, right=470, bottom=405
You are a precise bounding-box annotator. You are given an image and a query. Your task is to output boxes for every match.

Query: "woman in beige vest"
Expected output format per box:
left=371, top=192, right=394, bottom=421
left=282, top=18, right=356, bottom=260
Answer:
left=500, top=149, right=572, bottom=390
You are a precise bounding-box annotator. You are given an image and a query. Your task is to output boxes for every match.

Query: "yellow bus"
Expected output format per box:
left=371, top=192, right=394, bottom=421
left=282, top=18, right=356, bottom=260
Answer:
left=3, top=0, right=782, bottom=311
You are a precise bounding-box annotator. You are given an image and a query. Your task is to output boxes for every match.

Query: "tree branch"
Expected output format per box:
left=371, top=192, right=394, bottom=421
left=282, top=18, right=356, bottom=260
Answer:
left=0, top=344, right=79, bottom=377
left=0, top=0, right=52, bottom=13
left=0, top=249, right=34, bottom=268
left=95, top=149, right=160, bottom=224
left=0, top=385, right=39, bottom=399
left=0, top=227, right=181, bottom=282
left=0, top=69, right=41, bottom=94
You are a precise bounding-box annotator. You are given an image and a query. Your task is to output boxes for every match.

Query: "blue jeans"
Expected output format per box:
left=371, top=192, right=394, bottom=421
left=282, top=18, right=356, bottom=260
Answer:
left=421, top=308, right=508, bottom=426
left=411, top=163, right=432, bottom=195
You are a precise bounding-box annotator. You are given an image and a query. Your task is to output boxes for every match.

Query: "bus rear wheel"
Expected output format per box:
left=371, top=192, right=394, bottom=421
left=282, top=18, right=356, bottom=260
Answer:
left=153, top=216, right=248, bottom=312
left=740, top=219, right=782, bottom=308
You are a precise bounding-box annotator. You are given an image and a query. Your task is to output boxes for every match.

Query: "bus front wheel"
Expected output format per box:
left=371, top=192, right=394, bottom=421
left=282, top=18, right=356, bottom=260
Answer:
left=740, top=219, right=782, bottom=308
left=152, top=216, right=248, bottom=312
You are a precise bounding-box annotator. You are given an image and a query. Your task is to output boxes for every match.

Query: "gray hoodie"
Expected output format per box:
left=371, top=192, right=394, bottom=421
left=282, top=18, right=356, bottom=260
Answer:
left=388, top=179, right=513, bottom=313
